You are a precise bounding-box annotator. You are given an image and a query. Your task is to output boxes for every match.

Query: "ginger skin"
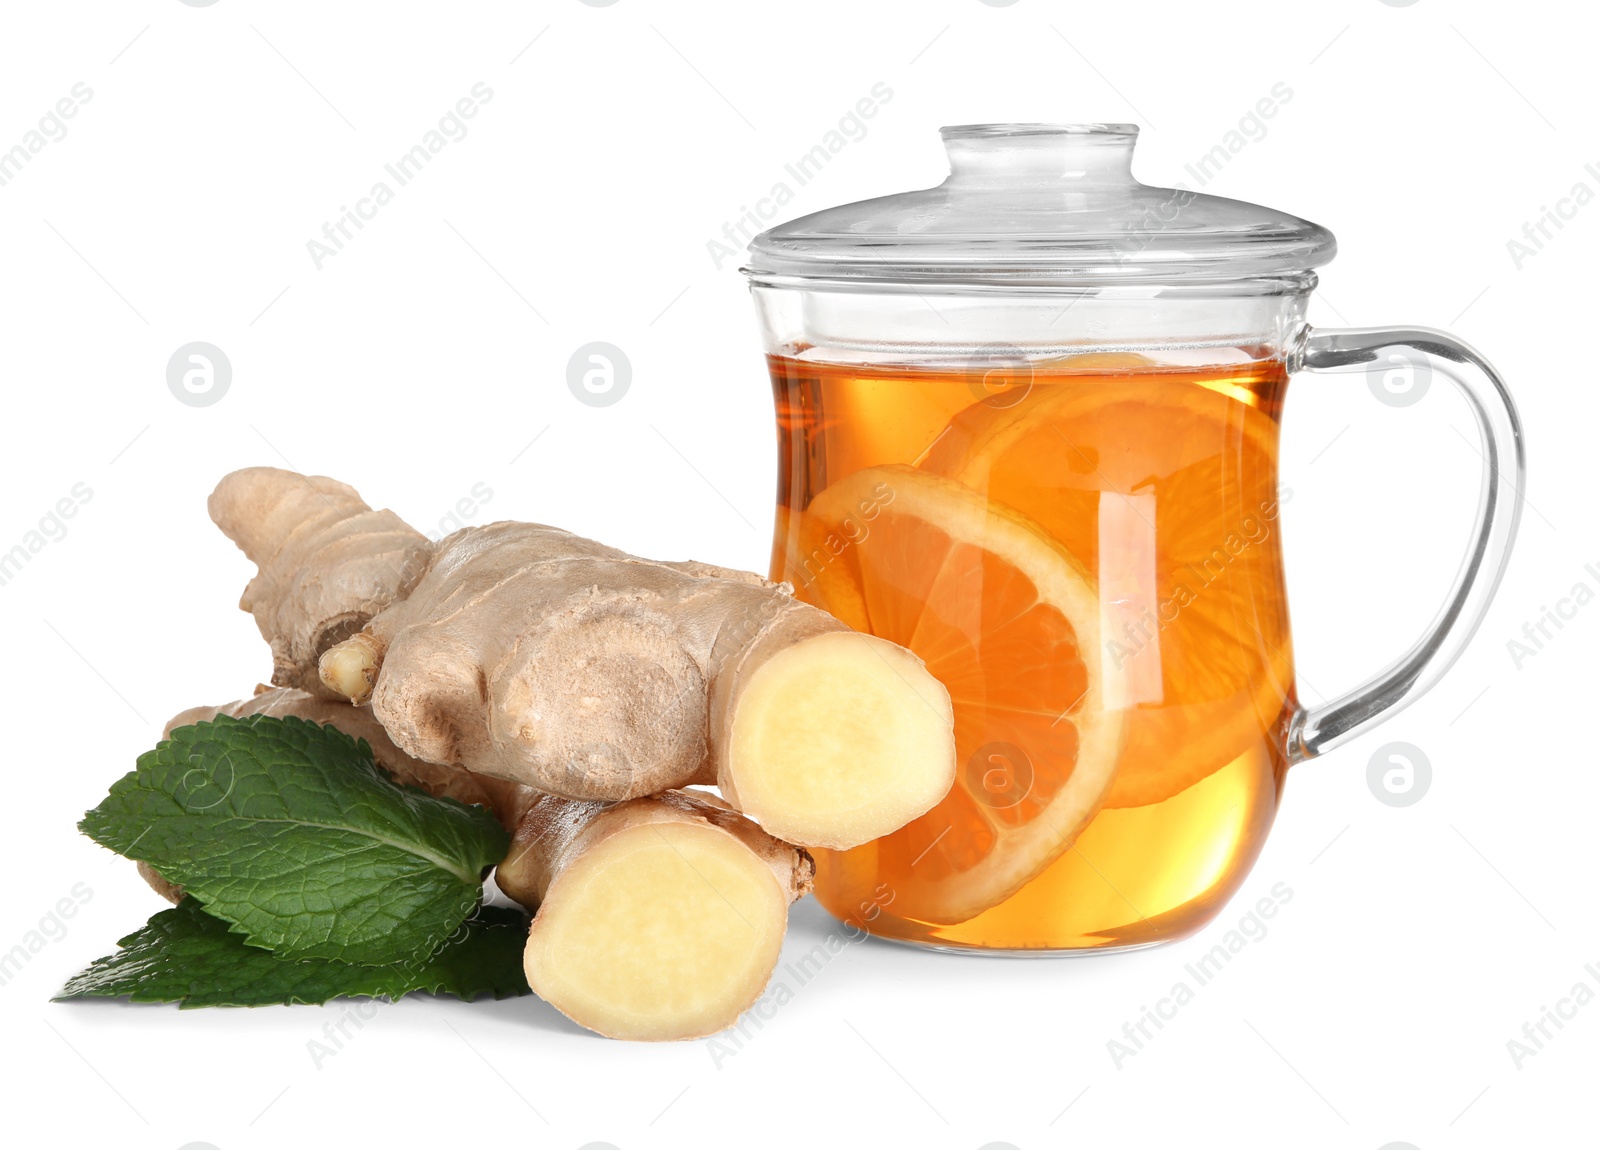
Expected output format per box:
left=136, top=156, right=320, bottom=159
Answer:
left=208, top=471, right=434, bottom=697
left=494, top=789, right=814, bottom=909
left=136, top=860, right=184, bottom=904
left=209, top=467, right=956, bottom=850
left=150, top=688, right=814, bottom=1041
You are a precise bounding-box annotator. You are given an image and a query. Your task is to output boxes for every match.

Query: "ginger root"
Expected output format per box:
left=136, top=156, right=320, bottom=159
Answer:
left=150, top=688, right=814, bottom=1041
left=208, top=471, right=434, bottom=696
left=136, top=859, right=184, bottom=904
left=209, top=467, right=956, bottom=850
left=497, top=789, right=813, bottom=1041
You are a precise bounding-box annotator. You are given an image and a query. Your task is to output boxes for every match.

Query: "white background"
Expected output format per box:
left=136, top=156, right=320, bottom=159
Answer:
left=1, top=1, right=1593, bottom=1147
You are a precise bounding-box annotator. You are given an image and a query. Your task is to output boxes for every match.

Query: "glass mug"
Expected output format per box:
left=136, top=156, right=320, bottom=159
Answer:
left=743, top=124, right=1523, bottom=952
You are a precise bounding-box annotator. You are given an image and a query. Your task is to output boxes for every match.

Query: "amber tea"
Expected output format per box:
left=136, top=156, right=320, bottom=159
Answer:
left=769, top=352, right=1297, bottom=950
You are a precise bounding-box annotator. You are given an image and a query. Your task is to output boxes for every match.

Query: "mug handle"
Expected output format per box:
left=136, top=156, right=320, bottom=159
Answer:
left=1286, top=325, right=1526, bottom=763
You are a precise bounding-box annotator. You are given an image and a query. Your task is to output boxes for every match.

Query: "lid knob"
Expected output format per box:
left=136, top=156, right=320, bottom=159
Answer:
left=940, top=123, right=1139, bottom=188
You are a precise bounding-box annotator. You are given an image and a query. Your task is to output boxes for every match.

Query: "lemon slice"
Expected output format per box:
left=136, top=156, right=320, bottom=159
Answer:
left=798, top=465, right=1125, bottom=923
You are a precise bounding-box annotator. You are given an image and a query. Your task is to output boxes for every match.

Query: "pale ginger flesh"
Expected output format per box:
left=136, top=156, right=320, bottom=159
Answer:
left=496, top=789, right=813, bottom=1041
left=208, top=467, right=957, bottom=850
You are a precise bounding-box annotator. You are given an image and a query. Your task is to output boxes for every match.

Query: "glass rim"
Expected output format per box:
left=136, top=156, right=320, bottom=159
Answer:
left=741, top=269, right=1321, bottom=297
left=939, top=122, right=1140, bottom=141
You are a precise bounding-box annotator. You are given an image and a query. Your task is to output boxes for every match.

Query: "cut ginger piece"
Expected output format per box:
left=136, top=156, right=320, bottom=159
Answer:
left=801, top=466, right=1125, bottom=924
left=923, top=372, right=1295, bottom=808
left=498, top=790, right=813, bottom=1042
left=723, top=630, right=956, bottom=850
left=206, top=467, right=956, bottom=851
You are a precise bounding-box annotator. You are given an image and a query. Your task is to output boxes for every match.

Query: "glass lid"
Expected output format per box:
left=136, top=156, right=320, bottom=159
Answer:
left=745, top=123, right=1336, bottom=287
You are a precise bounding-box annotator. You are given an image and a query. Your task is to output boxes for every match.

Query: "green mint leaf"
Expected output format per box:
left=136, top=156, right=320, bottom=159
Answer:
left=55, top=898, right=531, bottom=1007
left=79, top=714, right=510, bottom=964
